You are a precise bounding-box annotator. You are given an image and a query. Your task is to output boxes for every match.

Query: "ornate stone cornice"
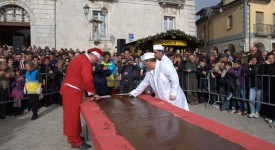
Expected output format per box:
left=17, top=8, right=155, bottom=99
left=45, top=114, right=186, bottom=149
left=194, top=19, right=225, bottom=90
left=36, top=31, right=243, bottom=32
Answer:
left=158, top=0, right=185, bottom=7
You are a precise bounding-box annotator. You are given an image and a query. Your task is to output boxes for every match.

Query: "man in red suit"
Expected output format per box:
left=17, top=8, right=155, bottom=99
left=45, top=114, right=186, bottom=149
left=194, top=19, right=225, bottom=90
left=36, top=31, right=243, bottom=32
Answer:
left=60, top=48, right=103, bottom=149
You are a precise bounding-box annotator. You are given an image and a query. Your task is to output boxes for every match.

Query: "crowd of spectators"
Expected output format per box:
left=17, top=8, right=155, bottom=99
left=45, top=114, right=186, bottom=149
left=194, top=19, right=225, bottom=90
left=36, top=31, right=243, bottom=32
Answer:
left=0, top=45, right=76, bottom=119
left=170, top=46, right=275, bottom=124
left=0, top=44, right=274, bottom=124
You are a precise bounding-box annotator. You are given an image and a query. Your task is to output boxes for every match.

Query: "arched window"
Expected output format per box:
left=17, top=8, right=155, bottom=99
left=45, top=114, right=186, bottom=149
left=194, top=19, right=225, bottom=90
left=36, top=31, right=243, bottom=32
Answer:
left=0, top=5, right=30, bottom=22
left=254, top=42, right=266, bottom=51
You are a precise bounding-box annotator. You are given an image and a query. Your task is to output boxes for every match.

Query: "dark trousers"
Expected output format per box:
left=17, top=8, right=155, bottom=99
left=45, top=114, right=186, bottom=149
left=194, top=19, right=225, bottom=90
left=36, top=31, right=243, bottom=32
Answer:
left=119, top=79, right=134, bottom=94
left=108, top=87, right=113, bottom=95
left=0, top=89, right=8, bottom=117
left=28, top=94, right=39, bottom=117
left=186, top=77, right=198, bottom=103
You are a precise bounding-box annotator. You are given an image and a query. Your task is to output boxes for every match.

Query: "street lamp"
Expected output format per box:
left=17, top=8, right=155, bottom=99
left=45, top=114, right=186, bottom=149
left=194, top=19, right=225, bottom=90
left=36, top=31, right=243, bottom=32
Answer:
left=83, top=4, right=90, bottom=19
left=83, top=4, right=108, bottom=45
left=83, top=4, right=107, bottom=32
left=101, top=6, right=108, bottom=16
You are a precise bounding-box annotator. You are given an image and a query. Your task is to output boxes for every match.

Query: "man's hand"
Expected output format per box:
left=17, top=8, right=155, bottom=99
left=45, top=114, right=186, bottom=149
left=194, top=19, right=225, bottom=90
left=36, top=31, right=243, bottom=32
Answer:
left=92, top=94, right=100, bottom=101
left=128, top=92, right=134, bottom=97
left=103, top=66, right=108, bottom=70
left=36, top=87, right=42, bottom=95
left=92, top=66, right=96, bottom=72
left=5, top=73, right=11, bottom=78
left=169, top=94, right=177, bottom=101
left=265, top=60, right=270, bottom=64
left=23, top=87, right=26, bottom=95
left=140, top=71, right=143, bottom=76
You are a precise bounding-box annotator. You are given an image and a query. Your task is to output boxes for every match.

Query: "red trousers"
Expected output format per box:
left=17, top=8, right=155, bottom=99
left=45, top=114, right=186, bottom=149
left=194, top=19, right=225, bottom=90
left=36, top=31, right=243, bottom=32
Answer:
left=61, top=85, right=83, bottom=146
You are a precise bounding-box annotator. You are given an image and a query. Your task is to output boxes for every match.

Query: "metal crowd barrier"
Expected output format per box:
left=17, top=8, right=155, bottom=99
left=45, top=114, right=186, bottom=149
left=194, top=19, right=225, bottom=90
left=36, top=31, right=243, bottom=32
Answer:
left=0, top=73, right=61, bottom=105
left=182, top=71, right=275, bottom=128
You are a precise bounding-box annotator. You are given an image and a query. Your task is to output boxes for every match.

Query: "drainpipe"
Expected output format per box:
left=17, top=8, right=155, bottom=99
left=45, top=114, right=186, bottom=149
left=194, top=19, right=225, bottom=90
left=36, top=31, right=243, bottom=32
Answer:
left=54, top=0, right=57, bottom=49
left=243, top=1, right=246, bottom=52
left=247, top=0, right=251, bottom=50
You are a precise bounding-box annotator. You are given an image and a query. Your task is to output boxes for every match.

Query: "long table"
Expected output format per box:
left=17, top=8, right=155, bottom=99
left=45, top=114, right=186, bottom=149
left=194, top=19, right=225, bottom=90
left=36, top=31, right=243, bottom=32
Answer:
left=80, top=94, right=275, bottom=150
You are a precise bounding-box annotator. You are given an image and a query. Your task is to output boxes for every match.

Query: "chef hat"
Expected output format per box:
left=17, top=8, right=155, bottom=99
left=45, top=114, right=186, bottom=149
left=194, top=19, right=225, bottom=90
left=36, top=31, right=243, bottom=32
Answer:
left=141, top=52, right=155, bottom=61
left=87, top=48, right=103, bottom=59
left=153, top=45, right=164, bottom=51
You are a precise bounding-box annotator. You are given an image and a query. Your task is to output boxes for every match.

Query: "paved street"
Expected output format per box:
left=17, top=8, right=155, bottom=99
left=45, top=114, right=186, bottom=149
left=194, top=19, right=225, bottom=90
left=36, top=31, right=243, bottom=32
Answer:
left=0, top=103, right=274, bottom=150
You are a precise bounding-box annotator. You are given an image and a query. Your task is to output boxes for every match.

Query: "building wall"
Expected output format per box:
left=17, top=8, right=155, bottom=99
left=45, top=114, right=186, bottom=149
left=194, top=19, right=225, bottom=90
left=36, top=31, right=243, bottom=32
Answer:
left=0, top=0, right=56, bottom=49
left=249, top=0, right=275, bottom=51
left=196, top=0, right=275, bottom=52
left=56, top=0, right=196, bottom=52
left=212, top=38, right=243, bottom=52
left=196, top=3, right=243, bottom=48
left=249, top=1, right=275, bottom=26
left=0, top=0, right=196, bottom=52
left=211, top=4, right=243, bottom=40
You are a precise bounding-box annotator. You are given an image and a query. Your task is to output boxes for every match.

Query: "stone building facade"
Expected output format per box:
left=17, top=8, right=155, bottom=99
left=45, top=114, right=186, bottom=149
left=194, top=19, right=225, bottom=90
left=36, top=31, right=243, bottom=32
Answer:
left=196, top=0, right=275, bottom=53
left=0, top=0, right=196, bottom=53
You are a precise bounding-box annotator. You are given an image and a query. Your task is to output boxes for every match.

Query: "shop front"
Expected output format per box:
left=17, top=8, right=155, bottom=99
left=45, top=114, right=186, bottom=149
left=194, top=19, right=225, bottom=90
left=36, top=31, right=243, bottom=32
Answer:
left=153, top=40, right=187, bottom=53
left=126, top=30, right=205, bottom=54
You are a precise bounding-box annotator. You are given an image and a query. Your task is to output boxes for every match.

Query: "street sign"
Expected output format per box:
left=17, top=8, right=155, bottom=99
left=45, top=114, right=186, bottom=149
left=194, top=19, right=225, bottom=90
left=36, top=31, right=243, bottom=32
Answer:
left=129, top=33, right=134, bottom=42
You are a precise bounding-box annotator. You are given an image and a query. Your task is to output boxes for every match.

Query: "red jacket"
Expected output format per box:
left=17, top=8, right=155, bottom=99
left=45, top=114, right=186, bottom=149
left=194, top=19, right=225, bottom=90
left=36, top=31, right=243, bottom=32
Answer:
left=60, top=54, right=95, bottom=94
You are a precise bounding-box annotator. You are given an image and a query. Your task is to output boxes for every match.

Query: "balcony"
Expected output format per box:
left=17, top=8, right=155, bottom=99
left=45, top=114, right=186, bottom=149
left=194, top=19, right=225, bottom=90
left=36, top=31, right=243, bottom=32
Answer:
left=254, top=24, right=269, bottom=36
left=158, top=0, right=185, bottom=7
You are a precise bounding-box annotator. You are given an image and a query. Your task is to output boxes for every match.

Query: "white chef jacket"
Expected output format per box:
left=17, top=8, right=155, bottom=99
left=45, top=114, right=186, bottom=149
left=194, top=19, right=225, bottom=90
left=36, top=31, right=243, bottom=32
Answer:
left=130, top=60, right=189, bottom=111
left=161, top=55, right=174, bottom=66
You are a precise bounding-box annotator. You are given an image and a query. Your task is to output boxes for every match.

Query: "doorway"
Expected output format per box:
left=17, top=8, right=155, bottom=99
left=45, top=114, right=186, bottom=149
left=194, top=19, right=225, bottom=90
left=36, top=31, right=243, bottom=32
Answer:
left=0, top=22, right=30, bottom=47
left=0, top=4, right=31, bottom=48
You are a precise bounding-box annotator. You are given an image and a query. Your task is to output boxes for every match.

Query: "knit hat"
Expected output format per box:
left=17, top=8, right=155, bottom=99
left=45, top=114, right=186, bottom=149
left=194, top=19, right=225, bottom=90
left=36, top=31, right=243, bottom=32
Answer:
left=87, top=48, right=103, bottom=59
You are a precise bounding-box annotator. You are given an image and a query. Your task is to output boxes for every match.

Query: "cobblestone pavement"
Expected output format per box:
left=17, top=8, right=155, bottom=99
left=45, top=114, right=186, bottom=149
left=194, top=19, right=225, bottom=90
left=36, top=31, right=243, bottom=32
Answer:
left=0, top=105, right=94, bottom=150
left=0, top=103, right=274, bottom=150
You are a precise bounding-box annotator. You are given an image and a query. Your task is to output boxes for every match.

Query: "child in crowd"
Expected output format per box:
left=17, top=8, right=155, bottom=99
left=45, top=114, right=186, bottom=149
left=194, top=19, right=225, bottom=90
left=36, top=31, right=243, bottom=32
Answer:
left=10, top=68, right=25, bottom=116
left=197, top=58, right=211, bottom=103
left=93, top=61, right=112, bottom=96
left=231, top=59, right=247, bottom=115
left=220, top=61, right=236, bottom=111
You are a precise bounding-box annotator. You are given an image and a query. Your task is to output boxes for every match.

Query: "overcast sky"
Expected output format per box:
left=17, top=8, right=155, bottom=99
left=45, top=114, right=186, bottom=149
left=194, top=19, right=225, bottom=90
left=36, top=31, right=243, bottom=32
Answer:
left=195, top=0, right=221, bottom=12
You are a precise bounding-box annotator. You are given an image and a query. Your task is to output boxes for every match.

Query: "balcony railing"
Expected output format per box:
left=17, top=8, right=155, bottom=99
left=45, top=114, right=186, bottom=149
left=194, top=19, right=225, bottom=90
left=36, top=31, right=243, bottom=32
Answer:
left=254, top=24, right=270, bottom=36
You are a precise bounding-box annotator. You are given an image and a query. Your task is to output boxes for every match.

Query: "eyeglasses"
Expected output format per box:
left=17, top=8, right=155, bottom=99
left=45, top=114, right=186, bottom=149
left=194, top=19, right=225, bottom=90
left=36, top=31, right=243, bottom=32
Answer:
left=0, top=57, right=5, bottom=59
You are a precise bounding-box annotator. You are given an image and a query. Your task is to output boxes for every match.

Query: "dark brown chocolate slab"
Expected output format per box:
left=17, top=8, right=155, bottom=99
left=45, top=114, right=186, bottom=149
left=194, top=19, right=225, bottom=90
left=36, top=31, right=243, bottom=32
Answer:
left=96, top=96, right=245, bottom=150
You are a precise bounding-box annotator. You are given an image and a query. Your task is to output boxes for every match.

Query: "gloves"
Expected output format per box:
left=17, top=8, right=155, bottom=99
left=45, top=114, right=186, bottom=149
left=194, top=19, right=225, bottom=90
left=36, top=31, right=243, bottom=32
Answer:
left=36, top=87, right=42, bottom=95
left=169, top=94, right=177, bottom=101
left=128, top=92, right=134, bottom=97
left=23, top=87, right=26, bottom=95
left=92, top=94, right=100, bottom=101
